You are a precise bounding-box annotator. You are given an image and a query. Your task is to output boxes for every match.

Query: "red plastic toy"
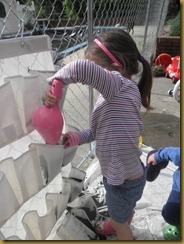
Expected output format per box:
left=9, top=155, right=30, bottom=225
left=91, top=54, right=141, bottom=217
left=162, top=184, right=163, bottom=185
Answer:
left=32, top=79, right=64, bottom=144
left=155, top=53, right=180, bottom=84
left=165, top=56, right=180, bottom=84
left=155, top=53, right=172, bottom=70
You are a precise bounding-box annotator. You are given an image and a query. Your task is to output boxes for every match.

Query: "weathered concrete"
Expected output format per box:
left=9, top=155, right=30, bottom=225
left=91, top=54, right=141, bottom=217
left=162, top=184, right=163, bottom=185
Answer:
left=140, top=76, right=180, bottom=149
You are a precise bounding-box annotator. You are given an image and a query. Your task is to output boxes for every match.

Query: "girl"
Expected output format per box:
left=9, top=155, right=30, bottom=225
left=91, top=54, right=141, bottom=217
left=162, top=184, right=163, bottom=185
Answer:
left=44, top=30, right=153, bottom=240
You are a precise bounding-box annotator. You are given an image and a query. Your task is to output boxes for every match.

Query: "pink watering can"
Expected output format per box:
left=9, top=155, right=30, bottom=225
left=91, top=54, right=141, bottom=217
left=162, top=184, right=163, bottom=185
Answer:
left=32, top=79, right=64, bottom=144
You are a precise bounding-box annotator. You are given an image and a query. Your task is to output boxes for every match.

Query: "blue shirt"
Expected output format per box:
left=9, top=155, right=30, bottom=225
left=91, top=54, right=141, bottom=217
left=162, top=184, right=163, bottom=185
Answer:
left=154, top=147, right=180, bottom=192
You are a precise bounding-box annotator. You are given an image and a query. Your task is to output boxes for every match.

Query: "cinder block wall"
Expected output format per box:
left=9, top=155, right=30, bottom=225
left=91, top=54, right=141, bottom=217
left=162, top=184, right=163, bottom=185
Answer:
left=156, top=36, right=180, bottom=57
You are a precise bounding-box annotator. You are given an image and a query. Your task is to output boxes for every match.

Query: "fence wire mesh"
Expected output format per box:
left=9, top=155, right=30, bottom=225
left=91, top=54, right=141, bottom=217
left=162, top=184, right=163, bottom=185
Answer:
left=0, top=0, right=169, bottom=170
left=0, top=0, right=170, bottom=170
left=0, top=0, right=171, bottom=240
left=1, top=0, right=169, bottom=60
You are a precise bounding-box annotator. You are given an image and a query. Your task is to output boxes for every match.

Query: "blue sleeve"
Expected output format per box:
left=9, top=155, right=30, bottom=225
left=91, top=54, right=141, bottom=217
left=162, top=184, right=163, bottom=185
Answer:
left=154, top=147, right=180, bottom=167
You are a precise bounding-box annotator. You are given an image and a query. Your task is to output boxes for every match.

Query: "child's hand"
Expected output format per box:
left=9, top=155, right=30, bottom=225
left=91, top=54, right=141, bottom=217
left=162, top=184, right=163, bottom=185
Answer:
left=62, top=131, right=80, bottom=149
left=44, top=86, right=60, bottom=107
left=147, top=153, right=157, bottom=165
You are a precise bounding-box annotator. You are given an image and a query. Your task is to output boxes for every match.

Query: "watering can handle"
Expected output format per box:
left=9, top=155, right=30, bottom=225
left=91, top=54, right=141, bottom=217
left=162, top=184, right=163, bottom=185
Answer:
left=51, top=79, right=63, bottom=99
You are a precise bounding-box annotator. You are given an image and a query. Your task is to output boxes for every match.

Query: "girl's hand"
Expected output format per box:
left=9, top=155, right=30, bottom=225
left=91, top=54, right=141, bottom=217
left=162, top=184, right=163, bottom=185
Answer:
left=62, top=131, right=80, bottom=149
left=44, top=86, right=60, bottom=107
left=147, top=153, right=157, bottom=165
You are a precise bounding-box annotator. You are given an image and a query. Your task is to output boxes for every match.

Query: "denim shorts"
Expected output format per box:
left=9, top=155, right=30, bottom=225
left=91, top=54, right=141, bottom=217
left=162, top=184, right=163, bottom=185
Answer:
left=103, top=163, right=146, bottom=223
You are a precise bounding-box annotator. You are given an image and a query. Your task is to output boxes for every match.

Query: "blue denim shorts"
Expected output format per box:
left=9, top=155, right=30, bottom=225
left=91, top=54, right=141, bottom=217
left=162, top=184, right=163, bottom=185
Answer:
left=103, top=164, right=146, bottom=223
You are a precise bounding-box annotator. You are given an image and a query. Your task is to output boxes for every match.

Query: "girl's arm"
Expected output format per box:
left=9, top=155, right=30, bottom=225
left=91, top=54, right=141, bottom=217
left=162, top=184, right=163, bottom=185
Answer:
left=62, top=129, right=94, bottom=148
left=48, top=59, right=123, bottom=100
left=76, top=128, right=95, bottom=144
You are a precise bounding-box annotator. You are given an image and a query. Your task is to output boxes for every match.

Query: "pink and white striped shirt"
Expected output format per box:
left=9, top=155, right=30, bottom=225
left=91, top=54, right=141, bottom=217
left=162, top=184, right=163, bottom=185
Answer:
left=50, top=59, right=144, bottom=185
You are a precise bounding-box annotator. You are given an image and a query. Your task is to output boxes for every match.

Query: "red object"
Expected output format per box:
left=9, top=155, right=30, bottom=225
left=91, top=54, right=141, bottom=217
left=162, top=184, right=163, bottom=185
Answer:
left=95, top=211, right=135, bottom=235
left=32, top=79, right=64, bottom=144
left=165, top=56, right=180, bottom=84
left=155, top=53, right=172, bottom=70
left=155, top=53, right=180, bottom=84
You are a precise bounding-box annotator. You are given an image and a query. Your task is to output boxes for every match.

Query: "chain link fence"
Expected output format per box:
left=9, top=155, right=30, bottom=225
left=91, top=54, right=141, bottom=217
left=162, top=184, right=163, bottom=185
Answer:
left=0, top=0, right=171, bottom=240
left=0, top=0, right=169, bottom=58
left=0, top=0, right=169, bottom=170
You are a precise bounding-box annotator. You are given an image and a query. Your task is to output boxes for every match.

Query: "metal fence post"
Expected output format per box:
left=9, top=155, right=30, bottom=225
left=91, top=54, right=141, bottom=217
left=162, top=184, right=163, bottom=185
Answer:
left=87, top=0, right=95, bottom=157
left=142, top=0, right=151, bottom=56
left=156, top=0, right=166, bottom=37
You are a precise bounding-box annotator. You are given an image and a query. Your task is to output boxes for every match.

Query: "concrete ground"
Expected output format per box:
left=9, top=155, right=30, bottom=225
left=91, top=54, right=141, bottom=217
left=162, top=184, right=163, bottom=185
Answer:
left=140, top=76, right=180, bottom=149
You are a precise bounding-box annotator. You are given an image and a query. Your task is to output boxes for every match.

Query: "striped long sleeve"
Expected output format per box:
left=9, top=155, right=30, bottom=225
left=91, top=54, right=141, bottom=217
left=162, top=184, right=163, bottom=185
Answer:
left=49, top=59, right=144, bottom=185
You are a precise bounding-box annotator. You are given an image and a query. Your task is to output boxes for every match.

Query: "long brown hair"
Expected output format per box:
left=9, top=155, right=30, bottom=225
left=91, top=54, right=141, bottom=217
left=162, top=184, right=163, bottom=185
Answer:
left=86, top=30, right=153, bottom=111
